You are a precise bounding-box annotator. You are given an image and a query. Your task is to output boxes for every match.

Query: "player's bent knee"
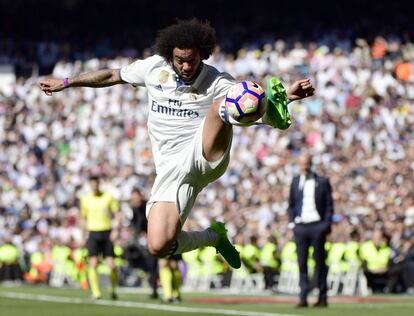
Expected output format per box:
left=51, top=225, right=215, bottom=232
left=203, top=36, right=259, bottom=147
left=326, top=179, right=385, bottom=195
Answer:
left=148, top=238, right=175, bottom=258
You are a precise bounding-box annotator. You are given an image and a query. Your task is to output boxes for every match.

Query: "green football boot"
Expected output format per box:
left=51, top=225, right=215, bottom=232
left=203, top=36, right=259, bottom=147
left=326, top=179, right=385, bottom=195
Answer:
left=262, top=77, right=292, bottom=129
left=209, top=222, right=241, bottom=269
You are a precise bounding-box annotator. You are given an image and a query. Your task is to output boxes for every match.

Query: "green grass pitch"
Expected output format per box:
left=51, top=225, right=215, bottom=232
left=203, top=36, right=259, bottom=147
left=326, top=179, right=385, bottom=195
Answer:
left=0, top=284, right=413, bottom=316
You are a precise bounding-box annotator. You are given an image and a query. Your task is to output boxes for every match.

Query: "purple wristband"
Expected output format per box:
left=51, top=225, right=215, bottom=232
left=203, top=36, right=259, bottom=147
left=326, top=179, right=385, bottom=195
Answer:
left=63, top=78, right=69, bottom=88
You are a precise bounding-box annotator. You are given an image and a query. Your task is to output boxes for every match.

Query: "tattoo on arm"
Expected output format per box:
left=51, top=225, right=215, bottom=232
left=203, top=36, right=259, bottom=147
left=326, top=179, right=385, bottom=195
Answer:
left=69, top=69, right=123, bottom=88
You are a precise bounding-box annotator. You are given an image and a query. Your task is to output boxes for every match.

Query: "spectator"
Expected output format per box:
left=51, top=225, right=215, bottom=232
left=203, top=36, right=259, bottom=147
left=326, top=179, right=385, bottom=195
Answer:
left=127, top=188, right=159, bottom=299
left=0, top=236, right=22, bottom=282
left=130, top=188, right=148, bottom=235
left=360, top=227, right=392, bottom=293
left=387, top=235, right=414, bottom=293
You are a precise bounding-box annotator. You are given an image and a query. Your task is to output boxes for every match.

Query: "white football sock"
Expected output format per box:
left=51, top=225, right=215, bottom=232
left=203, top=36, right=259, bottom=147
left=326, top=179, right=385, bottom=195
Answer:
left=174, top=229, right=219, bottom=254
left=218, top=98, right=232, bottom=125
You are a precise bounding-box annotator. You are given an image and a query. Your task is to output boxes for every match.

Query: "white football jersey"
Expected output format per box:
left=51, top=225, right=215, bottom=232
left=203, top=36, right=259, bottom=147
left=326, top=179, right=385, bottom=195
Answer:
left=120, top=55, right=235, bottom=171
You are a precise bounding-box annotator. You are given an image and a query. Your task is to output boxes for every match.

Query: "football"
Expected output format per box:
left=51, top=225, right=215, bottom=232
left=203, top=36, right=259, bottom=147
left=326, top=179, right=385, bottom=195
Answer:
left=225, top=81, right=266, bottom=124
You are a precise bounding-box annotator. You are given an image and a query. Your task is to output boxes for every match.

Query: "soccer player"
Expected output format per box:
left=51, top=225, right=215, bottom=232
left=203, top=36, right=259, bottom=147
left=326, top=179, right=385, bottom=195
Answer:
left=159, top=255, right=183, bottom=303
left=80, top=175, right=121, bottom=299
left=40, top=19, right=314, bottom=269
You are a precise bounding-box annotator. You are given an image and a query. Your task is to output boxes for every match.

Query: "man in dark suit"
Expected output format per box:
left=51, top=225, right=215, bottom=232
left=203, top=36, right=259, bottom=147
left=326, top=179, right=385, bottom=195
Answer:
left=129, top=188, right=159, bottom=299
left=288, top=153, right=334, bottom=308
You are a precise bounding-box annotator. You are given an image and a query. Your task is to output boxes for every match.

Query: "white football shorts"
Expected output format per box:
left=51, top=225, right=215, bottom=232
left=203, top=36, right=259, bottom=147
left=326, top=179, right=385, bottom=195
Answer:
left=146, top=118, right=231, bottom=223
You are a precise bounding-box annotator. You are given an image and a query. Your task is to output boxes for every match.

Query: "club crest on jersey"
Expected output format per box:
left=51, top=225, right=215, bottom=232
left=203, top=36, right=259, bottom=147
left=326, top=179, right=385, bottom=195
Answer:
left=189, top=88, right=198, bottom=100
left=159, top=70, right=169, bottom=84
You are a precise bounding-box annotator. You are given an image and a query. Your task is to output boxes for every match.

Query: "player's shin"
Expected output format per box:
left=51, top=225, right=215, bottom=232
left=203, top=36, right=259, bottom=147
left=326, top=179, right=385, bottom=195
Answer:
left=109, top=268, right=117, bottom=298
left=171, top=267, right=182, bottom=300
left=88, top=268, right=101, bottom=299
left=160, top=266, right=173, bottom=301
left=169, top=229, right=219, bottom=255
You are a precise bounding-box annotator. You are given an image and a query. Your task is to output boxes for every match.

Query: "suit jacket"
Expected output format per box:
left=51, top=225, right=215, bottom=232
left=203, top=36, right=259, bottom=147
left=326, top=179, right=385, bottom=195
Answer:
left=288, top=173, right=334, bottom=228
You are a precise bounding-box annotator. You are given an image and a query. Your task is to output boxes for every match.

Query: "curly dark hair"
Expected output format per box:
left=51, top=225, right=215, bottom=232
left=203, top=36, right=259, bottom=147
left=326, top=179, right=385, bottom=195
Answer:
left=155, top=18, right=216, bottom=62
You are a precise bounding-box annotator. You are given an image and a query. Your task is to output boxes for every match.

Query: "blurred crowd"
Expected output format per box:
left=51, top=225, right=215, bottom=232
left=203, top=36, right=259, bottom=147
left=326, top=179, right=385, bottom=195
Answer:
left=1, top=33, right=414, bottom=293
left=1, top=0, right=412, bottom=77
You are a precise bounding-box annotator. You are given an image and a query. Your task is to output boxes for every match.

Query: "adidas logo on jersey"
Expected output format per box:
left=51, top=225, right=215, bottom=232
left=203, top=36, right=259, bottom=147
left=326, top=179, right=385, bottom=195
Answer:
left=155, top=84, right=163, bottom=91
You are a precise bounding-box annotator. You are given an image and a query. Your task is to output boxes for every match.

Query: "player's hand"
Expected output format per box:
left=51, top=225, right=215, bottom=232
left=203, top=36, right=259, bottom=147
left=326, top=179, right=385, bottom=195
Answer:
left=110, top=229, right=120, bottom=242
left=39, top=78, right=66, bottom=96
left=81, top=230, right=89, bottom=246
left=287, top=79, right=315, bottom=101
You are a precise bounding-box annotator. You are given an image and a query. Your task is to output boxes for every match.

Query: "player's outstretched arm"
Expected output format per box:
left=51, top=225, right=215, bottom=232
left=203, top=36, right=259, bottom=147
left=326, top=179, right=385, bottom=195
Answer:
left=39, top=69, right=125, bottom=96
left=287, top=78, right=315, bottom=102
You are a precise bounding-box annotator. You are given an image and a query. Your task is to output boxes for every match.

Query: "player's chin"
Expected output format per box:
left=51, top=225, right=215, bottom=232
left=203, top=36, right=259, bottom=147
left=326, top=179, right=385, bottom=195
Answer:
left=181, top=73, right=194, bottom=82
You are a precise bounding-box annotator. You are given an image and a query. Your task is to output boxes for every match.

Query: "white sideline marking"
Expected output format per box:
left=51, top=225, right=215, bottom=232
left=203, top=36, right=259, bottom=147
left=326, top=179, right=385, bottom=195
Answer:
left=0, top=291, right=298, bottom=316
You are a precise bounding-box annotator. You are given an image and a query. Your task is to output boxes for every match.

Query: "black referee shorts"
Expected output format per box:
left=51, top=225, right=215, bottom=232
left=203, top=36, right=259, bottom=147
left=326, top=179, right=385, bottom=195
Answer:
left=169, top=254, right=182, bottom=261
left=87, top=230, right=114, bottom=257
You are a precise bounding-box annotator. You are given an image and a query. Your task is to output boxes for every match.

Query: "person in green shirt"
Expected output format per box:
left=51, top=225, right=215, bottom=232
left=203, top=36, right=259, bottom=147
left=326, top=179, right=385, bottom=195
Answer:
left=242, top=235, right=262, bottom=274
left=260, top=235, right=279, bottom=289
left=0, top=237, right=22, bottom=281
left=360, top=227, right=392, bottom=293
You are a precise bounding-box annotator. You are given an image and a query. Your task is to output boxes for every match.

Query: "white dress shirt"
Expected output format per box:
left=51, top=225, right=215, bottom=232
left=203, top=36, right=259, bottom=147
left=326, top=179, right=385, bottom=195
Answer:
left=295, top=175, right=321, bottom=224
